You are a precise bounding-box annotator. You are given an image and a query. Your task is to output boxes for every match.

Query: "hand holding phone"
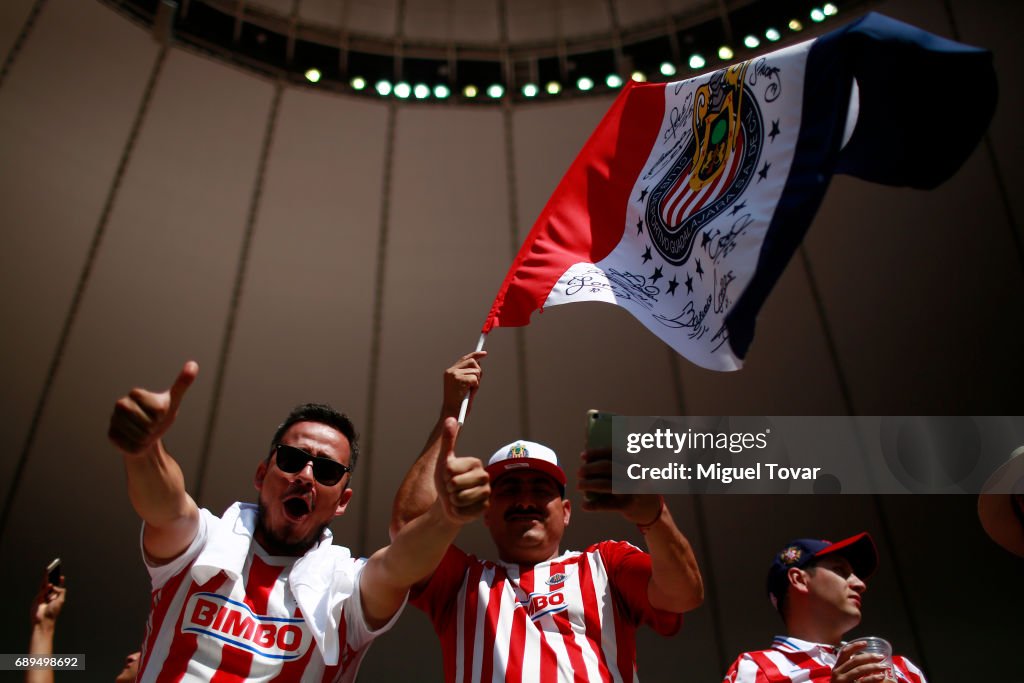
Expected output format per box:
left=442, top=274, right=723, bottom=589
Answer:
left=32, top=559, right=66, bottom=627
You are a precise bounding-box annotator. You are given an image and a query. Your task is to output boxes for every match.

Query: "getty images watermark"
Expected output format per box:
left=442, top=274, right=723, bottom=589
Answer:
left=610, top=416, right=1024, bottom=494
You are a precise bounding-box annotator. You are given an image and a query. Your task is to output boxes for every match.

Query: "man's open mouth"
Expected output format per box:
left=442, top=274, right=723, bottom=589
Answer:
left=283, top=497, right=311, bottom=519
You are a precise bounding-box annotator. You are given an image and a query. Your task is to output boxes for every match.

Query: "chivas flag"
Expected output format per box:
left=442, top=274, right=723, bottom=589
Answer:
left=482, top=13, right=996, bottom=370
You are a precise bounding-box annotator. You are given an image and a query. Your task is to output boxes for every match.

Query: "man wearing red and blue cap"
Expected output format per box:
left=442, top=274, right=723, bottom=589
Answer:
left=723, top=533, right=927, bottom=683
left=390, top=351, right=705, bottom=682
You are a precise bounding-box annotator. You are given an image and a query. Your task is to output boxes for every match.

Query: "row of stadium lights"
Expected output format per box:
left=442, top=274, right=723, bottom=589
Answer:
left=302, top=4, right=838, bottom=99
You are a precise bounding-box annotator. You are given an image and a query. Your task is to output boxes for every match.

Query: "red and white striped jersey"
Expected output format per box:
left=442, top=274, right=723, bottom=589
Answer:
left=411, top=540, right=683, bottom=682
left=723, top=636, right=928, bottom=683
left=137, top=507, right=387, bottom=683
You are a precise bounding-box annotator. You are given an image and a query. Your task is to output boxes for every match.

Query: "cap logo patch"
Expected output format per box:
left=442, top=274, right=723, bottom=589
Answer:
left=779, top=546, right=803, bottom=565
left=508, top=444, right=529, bottom=459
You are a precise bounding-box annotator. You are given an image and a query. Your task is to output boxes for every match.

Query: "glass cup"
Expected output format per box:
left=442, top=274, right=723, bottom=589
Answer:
left=845, top=636, right=895, bottom=681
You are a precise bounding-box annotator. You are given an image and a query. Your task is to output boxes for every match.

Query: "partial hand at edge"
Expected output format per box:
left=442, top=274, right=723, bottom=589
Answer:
left=30, top=571, right=65, bottom=628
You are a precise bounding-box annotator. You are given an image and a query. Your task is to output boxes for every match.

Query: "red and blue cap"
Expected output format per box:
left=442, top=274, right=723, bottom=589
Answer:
left=766, top=532, right=878, bottom=610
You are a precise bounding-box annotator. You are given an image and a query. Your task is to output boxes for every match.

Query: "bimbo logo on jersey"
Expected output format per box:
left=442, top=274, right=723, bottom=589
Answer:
left=644, top=62, right=763, bottom=266
left=519, top=588, right=568, bottom=621
left=183, top=592, right=308, bottom=660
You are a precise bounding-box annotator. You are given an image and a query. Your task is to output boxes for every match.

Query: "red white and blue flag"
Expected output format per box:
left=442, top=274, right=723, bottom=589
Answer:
left=482, top=13, right=996, bottom=370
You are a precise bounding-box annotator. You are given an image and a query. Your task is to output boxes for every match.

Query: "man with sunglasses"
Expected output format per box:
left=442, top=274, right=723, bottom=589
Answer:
left=723, top=533, right=927, bottom=683
left=109, top=360, right=489, bottom=681
left=389, top=352, right=704, bottom=682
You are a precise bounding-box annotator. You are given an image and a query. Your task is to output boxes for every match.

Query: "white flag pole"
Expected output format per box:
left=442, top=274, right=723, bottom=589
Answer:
left=457, top=332, right=488, bottom=425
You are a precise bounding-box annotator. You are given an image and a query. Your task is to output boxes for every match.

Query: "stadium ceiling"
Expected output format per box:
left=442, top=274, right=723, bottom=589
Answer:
left=101, top=0, right=862, bottom=103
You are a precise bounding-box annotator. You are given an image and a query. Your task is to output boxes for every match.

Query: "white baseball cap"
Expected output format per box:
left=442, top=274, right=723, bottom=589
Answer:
left=486, top=440, right=566, bottom=487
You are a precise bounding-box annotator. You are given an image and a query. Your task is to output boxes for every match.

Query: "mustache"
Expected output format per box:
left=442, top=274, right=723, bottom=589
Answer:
left=504, top=504, right=545, bottom=520
left=284, top=481, right=313, bottom=497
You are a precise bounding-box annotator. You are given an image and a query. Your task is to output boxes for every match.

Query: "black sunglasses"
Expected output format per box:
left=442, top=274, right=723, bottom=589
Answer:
left=273, top=444, right=351, bottom=486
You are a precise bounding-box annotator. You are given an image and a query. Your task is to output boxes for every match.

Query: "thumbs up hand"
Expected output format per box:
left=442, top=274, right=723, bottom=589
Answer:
left=433, top=417, right=490, bottom=525
left=108, top=361, right=198, bottom=457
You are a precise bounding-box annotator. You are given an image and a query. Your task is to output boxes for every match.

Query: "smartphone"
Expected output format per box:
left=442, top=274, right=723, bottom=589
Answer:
left=46, top=558, right=61, bottom=586
left=584, top=410, right=615, bottom=503
left=586, top=410, right=613, bottom=449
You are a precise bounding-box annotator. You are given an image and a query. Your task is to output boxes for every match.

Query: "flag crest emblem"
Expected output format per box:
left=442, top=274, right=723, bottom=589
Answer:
left=647, top=62, right=762, bottom=266
left=507, top=444, right=529, bottom=459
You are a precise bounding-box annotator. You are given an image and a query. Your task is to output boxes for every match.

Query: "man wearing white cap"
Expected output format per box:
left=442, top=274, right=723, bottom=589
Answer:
left=390, top=352, right=704, bottom=682
left=722, top=532, right=927, bottom=683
